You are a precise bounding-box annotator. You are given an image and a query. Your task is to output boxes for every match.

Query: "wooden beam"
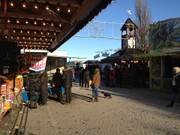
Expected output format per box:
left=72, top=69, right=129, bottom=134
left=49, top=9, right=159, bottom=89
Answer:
left=0, top=11, right=70, bottom=24
left=71, top=0, right=101, bottom=23
left=35, top=0, right=81, bottom=7
left=0, top=23, right=62, bottom=32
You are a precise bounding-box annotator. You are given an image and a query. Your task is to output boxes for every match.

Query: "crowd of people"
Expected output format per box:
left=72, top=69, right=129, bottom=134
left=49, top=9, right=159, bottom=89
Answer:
left=51, top=67, right=73, bottom=104
left=22, top=66, right=73, bottom=108
left=74, top=65, right=102, bottom=102
left=22, top=64, right=179, bottom=107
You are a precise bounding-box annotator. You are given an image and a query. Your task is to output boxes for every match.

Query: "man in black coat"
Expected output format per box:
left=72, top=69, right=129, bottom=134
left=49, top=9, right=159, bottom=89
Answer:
left=52, top=68, right=63, bottom=102
left=63, top=67, right=73, bottom=103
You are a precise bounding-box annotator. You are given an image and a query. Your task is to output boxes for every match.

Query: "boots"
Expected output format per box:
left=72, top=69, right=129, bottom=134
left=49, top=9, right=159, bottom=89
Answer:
left=166, top=101, right=174, bottom=107
left=92, top=97, right=95, bottom=102
left=95, top=97, right=98, bottom=102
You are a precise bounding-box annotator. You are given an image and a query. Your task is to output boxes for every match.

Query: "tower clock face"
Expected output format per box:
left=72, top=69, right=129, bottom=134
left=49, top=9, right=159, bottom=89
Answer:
left=128, top=37, right=135, bottom=48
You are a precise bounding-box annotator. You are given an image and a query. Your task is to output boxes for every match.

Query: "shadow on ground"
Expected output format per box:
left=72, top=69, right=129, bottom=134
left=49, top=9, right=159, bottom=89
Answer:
left=72, top=93, right=92, bottom=102
left=99, top=86, right=180, bottom=115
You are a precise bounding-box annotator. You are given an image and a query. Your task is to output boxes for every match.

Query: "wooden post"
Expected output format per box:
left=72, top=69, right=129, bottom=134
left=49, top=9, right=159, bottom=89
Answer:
left=160, top=56, right=164, bottom=90
left=149, top=59, right=152, bottom=89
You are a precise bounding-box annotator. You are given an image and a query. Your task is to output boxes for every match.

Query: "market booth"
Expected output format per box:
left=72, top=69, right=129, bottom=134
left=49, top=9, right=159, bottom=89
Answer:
left=0, top=0, right=112, bottom=133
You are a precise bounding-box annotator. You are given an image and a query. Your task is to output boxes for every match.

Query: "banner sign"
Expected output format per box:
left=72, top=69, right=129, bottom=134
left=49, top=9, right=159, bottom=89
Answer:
left=18, top=53, right=47, bottom=73
left=28, top=53, right=47, bottom=72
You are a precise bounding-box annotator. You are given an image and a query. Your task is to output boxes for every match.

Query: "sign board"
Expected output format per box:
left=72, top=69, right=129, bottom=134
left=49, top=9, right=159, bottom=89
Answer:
left=18, top=52, right=47, bottom=73
left=28, top=53, right=47, bottom=72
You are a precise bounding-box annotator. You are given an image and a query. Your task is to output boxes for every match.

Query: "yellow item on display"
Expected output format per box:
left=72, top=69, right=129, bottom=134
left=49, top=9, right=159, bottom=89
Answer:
left=4, top=101, right=11, bottom=111
left=89, top=80, right=92, bottom=86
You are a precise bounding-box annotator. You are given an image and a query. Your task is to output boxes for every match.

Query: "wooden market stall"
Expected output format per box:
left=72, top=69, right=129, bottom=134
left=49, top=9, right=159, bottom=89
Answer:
left=0, top=0, right=112, bottom=124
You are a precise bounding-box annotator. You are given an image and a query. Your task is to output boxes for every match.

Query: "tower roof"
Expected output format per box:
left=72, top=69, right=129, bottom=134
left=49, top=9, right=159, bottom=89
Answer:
left=120, top=18, right=138, bottom=31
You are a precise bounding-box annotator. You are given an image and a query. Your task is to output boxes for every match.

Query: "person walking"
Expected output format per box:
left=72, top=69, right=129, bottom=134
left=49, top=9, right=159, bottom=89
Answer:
left=91, top=68, right=101, bottom=102
left=167, top=67, right=180, bottom=107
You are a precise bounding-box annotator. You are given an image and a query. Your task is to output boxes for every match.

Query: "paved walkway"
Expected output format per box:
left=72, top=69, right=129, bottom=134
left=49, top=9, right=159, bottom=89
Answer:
left=25, top=85, right=180, bottom=135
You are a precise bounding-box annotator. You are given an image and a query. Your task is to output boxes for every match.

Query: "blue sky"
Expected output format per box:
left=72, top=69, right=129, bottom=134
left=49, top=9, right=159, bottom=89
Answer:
left=59, top=0, right=180, bottom=60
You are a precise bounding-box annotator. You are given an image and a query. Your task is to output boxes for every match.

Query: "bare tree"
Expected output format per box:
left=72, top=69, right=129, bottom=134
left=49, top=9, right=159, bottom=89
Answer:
left=135, top=0, right=151, bottom=52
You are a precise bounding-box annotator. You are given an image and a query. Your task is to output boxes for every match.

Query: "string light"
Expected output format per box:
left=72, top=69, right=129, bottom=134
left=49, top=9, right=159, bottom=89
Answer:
left=11, top=36, right=13, bottom=39
left=67, top=8, right=71, bottom=13
left=7, top=19, right=11, bottom=23
left=20, top=30, right=23, bottom=33
left=59, top=23, right=62, bottom=27
left=10, top=1, right=14, bottom=7
left=51, top=22, right=54, bottom=27
left=28, top=37, right=31, bottom=40
left=17, top=36, right=20, bottom=40
left=22, top=2, right=27, bottom=8
left=16, top=20, right=20, bottom=24
left=41, top=32, right=43, bottom=35
left=47, top=32, right=50, bottom=35
left=13, top=30, right=16, bottom=33
left=23, top=36, right=25, bottom=39
left=5, top=35, right=8, bottom=39
left=54, top=32, right=56, bottom=36
left=34, top=31, right=37, bottom=34
left=27, top=30, right=30, bottom=34
left=40, top=37, right=42, bottom=40
left=43, top=22, right=46, bottom=26
left=57, top=7, right=60, bottom=12
left=34, top=4, right=38, bottom=9
left=45, top=5, right=49, bottom=10
left=25, top=20, right=29, bottom=24
left=34, top=21, right=37, bottom=25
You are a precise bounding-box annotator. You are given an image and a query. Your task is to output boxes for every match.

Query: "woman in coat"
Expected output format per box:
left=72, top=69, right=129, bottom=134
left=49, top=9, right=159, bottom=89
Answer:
left=91, top=68, right=101, bottom=102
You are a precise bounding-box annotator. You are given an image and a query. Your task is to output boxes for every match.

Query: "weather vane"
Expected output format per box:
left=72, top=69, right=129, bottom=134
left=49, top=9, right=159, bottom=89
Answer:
left=127, top=9, right=132, bottom=18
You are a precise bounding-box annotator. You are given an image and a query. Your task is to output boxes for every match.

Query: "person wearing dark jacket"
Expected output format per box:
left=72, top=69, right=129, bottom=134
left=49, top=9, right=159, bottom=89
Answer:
left=167, top=70, right=180, bottom=107
left=84, top=68, right=90, bottom=88
left=52, top=68, right=63, bottom=102
left=63, top=67, right=73, bottom=103
left=39, top=72, right=48, bottom=105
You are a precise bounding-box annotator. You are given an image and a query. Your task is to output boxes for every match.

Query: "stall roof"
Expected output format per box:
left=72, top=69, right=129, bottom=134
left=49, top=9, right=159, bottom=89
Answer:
left=0, top=0, right=112, bottom=52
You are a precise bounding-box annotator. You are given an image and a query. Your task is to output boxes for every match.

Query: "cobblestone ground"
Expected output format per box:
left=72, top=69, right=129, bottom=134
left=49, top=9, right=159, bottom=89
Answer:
left=25, top=85, right=180, bottom=135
